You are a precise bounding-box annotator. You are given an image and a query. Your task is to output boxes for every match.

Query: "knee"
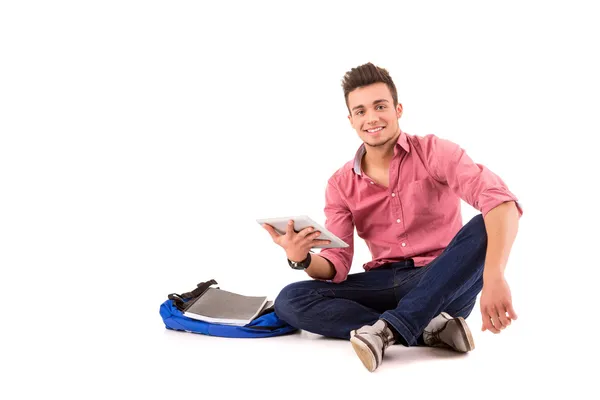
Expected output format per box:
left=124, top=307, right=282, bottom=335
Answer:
left=466, top=214, right=488, bottom=249
left=274, top=281, right=312, bottom=324
left=274, top=283, right=294, bottom=318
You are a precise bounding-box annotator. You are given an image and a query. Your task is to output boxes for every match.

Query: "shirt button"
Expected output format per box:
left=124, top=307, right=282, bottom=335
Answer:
left=391, top=193, right=395, bottom=197
left=396, top=219, right=401, bottom=223
left=401, top=242, right=406, bottom=247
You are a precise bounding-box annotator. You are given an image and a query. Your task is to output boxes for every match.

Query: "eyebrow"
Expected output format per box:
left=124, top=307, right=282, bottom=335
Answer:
left=351, top=99, right=389, bottom=112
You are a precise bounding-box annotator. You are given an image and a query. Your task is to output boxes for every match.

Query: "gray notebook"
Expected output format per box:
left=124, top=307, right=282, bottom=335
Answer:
left=183, top=287, right=270, bottom=326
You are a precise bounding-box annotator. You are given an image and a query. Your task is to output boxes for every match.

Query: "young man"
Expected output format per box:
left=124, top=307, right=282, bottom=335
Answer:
left=262, top=62, right=522, bottom=372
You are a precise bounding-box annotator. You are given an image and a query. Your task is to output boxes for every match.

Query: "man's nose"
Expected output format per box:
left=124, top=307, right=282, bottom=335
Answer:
left=366, top=110, right=379, bottom=124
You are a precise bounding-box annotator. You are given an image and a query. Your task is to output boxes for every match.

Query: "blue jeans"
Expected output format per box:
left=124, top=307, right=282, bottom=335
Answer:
left=274, top=214, right=487, bottom=346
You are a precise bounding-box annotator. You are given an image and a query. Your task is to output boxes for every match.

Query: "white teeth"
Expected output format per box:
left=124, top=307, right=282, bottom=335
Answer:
left=367, top=127, right=383, bottom=133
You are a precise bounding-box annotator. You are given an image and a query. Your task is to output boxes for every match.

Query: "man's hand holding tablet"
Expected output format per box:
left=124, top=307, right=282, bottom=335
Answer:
left=261, top=219, right=332, bottom=262
left=258, top=215, right=347, bottom=276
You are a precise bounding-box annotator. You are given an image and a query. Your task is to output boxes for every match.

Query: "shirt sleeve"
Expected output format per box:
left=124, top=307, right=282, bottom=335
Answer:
left=423, top=134, right=524, bottom=218
left=317, top=177, right=355, bottom=283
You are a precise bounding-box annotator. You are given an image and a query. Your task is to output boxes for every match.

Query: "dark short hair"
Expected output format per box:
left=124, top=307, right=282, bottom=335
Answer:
left=341, top=62, right=398, bottom=112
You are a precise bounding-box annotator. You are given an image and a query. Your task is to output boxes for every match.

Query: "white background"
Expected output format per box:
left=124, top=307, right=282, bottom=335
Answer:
left=1, top=1, right=598, bottom=399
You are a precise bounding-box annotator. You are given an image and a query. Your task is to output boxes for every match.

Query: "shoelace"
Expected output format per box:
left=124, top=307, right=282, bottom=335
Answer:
left=377, top=330, right=392, bottom=346
left=355, top=326, right=393, bottom=356
left=424, top=320, right=451, bottom=346
left=375, top=329, right=393, bottom=356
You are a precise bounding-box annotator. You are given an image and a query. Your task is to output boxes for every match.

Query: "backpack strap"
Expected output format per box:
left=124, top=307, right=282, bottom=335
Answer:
left=168, top=279, right=218, bottom=311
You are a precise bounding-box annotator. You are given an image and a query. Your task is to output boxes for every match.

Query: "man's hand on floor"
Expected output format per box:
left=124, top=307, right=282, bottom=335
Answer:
left=480, top=276, right=518, bottom=333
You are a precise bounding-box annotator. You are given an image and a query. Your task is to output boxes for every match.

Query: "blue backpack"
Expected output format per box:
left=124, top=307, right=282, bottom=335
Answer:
left=159, top=279, right=298, bottom=338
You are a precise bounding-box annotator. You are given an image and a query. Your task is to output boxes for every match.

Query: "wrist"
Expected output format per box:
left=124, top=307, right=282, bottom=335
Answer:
left=483, top=271, right=504, bottom=284
left=287, top=252, right=311, bottom=270
left=287, top=251, right=309, bottom=263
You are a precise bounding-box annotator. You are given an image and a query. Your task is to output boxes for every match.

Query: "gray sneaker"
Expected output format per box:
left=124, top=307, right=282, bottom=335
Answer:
left=423, top=312, right=475, bottom=352
left=349, top=320, right=395, bottom=372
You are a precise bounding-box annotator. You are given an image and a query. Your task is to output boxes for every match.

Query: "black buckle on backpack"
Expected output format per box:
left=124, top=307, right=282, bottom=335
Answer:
left=167, top=279, right=219, bottom=311
left=168, top=293, right=186, bottom=309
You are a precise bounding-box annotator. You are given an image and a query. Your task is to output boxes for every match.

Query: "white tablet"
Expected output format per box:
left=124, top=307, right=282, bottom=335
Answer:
left=257, top=215, right=349, bottom=249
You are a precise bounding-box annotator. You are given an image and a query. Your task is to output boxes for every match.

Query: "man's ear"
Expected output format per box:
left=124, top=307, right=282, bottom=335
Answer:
left=396, top=103, right=403, bottom=119
left=347, top=114, right=353, bottom=126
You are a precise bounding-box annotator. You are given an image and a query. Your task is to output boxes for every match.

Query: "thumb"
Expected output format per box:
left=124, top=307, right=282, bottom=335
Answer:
left=262, top=224, right=280, bottom=240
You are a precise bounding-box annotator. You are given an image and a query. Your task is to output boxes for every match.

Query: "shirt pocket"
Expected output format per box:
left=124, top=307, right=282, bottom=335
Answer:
left=402, top=178, right=443, bottom=216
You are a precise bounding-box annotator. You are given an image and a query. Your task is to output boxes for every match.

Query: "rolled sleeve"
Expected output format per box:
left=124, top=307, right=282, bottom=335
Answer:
left=479, top=189, right=524, bottom=218
left=318, top=178, right=354, bottom=283
left=425, top=135, right=523, bottom=219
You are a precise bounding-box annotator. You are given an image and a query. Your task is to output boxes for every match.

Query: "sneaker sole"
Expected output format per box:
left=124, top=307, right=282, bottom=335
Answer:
left=350, top=335, right=378, bottom=372
left=441, top=312, right=475, bottom=352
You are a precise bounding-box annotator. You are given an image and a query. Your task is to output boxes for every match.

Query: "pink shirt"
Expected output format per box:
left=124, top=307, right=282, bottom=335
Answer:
left=319, top=130, right=523, bottom=283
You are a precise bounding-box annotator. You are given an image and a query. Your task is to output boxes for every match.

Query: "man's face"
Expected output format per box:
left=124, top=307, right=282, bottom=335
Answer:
left=347, top=82, right=403, bottom=149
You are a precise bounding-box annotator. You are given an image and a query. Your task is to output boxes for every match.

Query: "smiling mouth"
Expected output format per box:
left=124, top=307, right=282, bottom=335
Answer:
left=365, top=126, right=385, bottom=134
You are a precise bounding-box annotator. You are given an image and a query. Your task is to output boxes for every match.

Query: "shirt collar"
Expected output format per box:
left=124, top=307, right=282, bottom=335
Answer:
left=353, top=129, right=411, bottom=176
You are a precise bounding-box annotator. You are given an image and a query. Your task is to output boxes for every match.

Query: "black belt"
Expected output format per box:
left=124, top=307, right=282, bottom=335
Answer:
left=377, top=259, right=415, bottom=269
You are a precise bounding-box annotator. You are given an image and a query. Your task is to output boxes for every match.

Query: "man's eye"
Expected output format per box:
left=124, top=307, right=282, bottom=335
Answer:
left=377, top=105, right=386, bottom=110
left=356, top=110, right=364, bottom=115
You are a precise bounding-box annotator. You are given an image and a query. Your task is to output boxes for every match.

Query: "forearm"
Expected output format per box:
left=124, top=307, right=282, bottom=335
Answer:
left=305, top=254, right=336, bottom=280
left=482, top=201, right=520, bottom=282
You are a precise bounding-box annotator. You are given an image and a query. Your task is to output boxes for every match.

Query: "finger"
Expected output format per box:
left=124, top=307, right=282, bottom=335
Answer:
left=482, top=314, right=496, bottom=333
left=490, top=315, right=502, bottom=333
left=480, top=307, right=488, bottom=332
left=301, top=231, right=326, bottom=245
left=481, top=317, right=492, bottom=332
left=299, top=226, right=315, bottom=237
left=312, top=239, right=332, bottom=246
left=507, top=303, right=518, bottom=320
left=298, top=230, right=319, bottom=245
left=262, top=224, right=281, bottom=240
left=286, top=220, right=295, bottom=236
left=497, top=307, right=511, bottom=329
left=309, top=230, right=321, bottom=239
left=487, top=307, right=502, bottom=334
